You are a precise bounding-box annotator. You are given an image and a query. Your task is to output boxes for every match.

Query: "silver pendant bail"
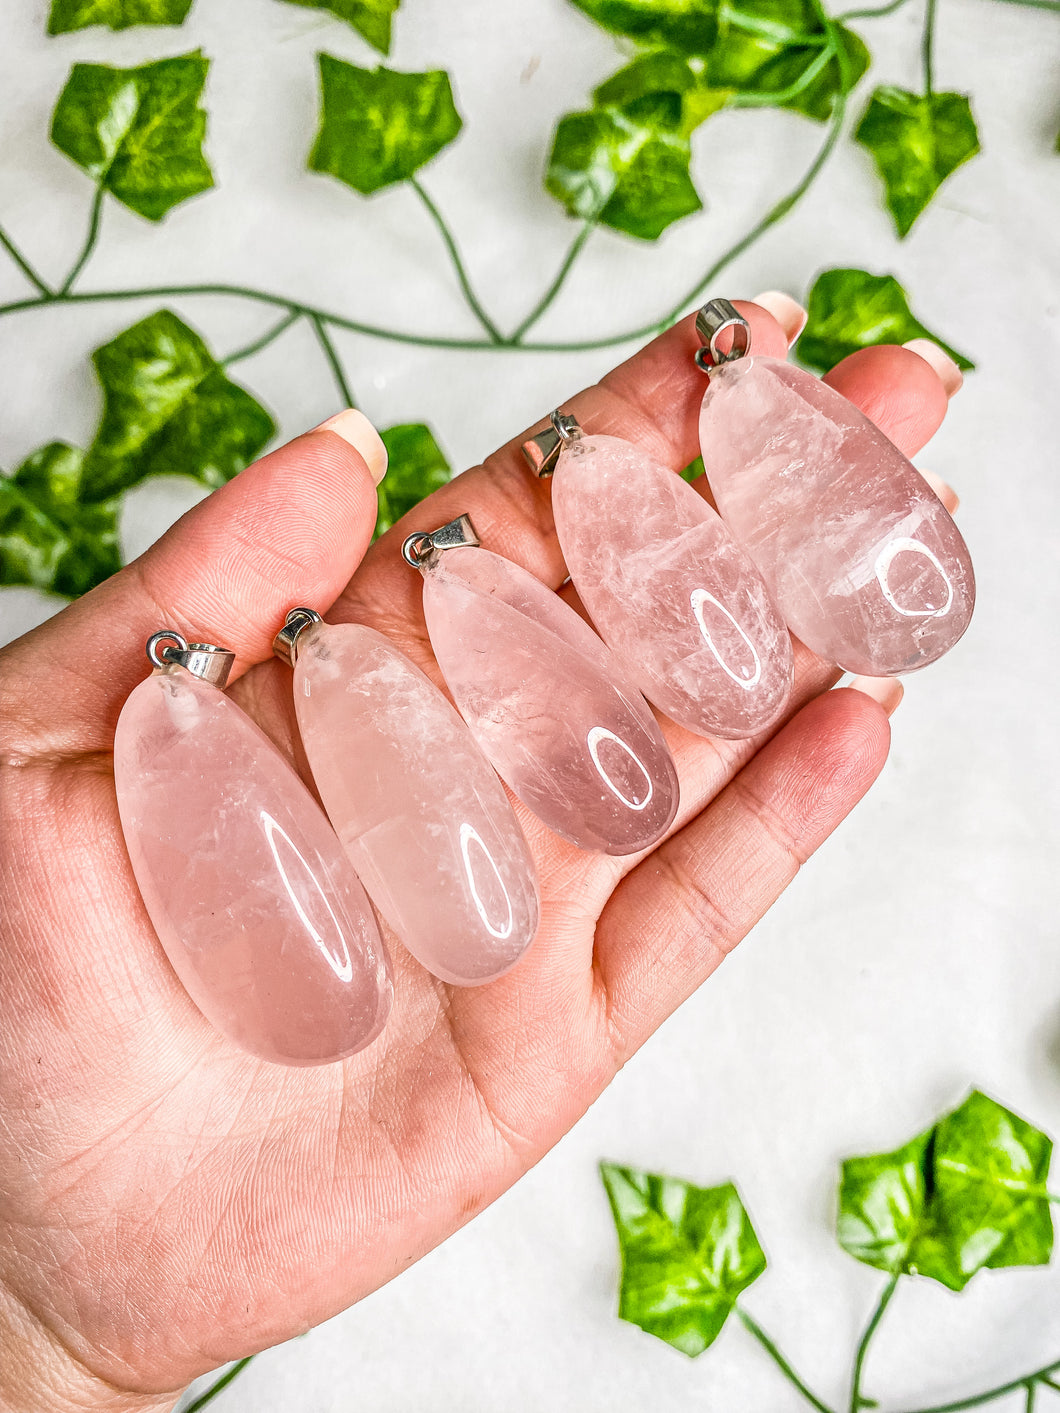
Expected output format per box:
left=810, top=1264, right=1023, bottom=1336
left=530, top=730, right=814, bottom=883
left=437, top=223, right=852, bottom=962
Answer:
left=145, top=630, right=235, bottom=688
left=402, top=513, right=481, bottom=571
left=273, top=607, right=324, bottom=668
left=521, top=409, right=584, bottom=478
left=695, top=299, right=752, bottom=372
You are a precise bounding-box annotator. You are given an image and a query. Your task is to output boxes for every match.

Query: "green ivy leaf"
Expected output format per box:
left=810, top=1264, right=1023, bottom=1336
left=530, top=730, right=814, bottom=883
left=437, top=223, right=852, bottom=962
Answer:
left=799, top=268, right=973, bottom=374
left=837, top=1092, right=1054, bottom=1293
left=0, top=444, right=121, bottom=597
left=569, top=0, right=719, bottom=54
left=709, top=1, right=869, bottom=122
left=47, top=0, right=194, bottom=32
left=601, top=1162, right=766, bottom=1356
left=279, top=0, right=401, bottom=52
left=80, top=309, right=275, bottom=503
left=837, top=1129, right=948, bottom=1276
left=928, top=1091, right=1054, bottom=1283
left=309, top=56, right=462, bottom=195
left=546, top=107, right=701, bottom=240
left=277, top=0, right=399, bottom=55
left=593, top=53, right=731, bottom=137
left=855, top=87, right=980, bottom=237
left=375, top=423, right=452, bottom=537
left=50, top=52, right=213, bottom=220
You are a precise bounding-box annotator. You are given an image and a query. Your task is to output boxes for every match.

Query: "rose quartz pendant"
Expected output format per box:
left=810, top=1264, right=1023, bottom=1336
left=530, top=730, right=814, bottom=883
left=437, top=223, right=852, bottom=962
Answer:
left=405, top=517, right=679, bottom=856
left=114, top=632, right=392, bottom=1066
left=273, top=611, right=540, bottom=986
left=527, top=421, right=794, bottom=740
left=695, top=302, right=974, bottom=675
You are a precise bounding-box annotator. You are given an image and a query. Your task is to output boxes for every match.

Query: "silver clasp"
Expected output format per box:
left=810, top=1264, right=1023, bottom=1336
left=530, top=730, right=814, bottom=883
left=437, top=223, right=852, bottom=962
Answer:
left=694, top=299, right=751, bottom=373
left=521, top=409, right=584, bottom=478
left=402, top=513, right=481, bottom=571
left=145, top=630, right=235, bottom=688
left=273, top=607, right=323, bottom=668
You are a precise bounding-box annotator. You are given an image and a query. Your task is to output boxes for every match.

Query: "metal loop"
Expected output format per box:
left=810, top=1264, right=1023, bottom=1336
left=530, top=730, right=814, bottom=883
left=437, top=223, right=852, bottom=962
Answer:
left=144, top=630, right=235, bottom=687
left=522, top=409, right=585, bottom=476
left=146, top=629, right=188, bottom=669
left=550, top=410, right=581, bottom=444
left=694, top=298, right=752, bottom=372
left=402, top=515, right=481, bottom=571
left=401, top=531, right=434, bottom=568
left=273, top=607, right=323, bottom=668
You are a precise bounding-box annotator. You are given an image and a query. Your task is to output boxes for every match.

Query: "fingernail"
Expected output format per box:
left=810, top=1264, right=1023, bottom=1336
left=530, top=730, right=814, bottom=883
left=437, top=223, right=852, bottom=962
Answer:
left=903, top=339, right=963, bottom=398
left=751, top=290, right=808, bottom=345
left=919, top=467, right=960, bottom=514
left=848, top=675, right=904, bottom=716
left=313, top=409, right=388, bottom=485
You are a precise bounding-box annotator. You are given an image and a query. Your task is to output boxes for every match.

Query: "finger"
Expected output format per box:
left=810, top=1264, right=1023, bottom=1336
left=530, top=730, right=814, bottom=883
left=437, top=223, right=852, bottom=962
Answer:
left=2, top=412, right=384, bottom=757
left=822, top=344, right=950, bottom=458
left=594, top=687, right=893, bottom=1055
left=750, top=290, right=807, bottom=345
left=919, top=468, right=959, bottom=513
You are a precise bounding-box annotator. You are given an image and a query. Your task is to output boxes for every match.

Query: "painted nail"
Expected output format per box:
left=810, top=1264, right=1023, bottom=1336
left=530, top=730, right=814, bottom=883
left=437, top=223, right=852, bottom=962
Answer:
left=848, top=675, right=904, bottom=716
left=903, top=339, right=964, bottom=398
left=919, top=467, right=960, bottom=514
left=313, top=409, right=388, bottom=486
left=751, top=290, right=808, bottom=346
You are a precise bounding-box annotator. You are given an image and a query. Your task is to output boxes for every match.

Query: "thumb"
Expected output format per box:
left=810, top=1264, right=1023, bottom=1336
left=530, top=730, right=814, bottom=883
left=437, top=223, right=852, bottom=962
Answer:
left=2, top=410, right=386, bottom=757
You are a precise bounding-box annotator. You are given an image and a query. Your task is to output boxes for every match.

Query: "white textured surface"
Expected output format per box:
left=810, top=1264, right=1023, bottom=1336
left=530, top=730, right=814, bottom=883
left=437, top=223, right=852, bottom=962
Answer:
left=2, top=0, right=1059, bottom=1408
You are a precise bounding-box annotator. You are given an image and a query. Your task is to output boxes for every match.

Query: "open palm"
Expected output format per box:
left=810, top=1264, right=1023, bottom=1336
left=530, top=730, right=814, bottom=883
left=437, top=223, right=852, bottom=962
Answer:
left=0, top=301, right=955, bottom=1412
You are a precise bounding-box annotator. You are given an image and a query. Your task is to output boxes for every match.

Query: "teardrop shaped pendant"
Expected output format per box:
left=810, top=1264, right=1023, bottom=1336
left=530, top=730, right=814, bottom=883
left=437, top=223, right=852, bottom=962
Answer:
left=113, top=630, right=393, bottom=1065
left=524, top=415, right=794, bottom=741
left=404, top=516, right=680, bottom=856
left=695, top=299, right=975, bottom=675
left=273, top=610, right=540, bottom=986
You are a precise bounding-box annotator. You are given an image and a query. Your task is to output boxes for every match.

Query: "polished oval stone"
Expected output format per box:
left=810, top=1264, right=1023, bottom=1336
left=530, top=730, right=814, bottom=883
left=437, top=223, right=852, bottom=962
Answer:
left=421, top=546, right=680, bottom=856
left=114, top=667, right=393, bottom=1066
left=291, top=621, right=540, bottom=986
left=551, top=433, right=794, bottom=740
left=699, top=355, right=975, bottom=675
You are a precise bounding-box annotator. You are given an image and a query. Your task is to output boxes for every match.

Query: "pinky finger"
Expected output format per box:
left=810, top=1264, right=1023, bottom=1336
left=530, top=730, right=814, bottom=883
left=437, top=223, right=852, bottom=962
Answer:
left=594, top=688, right=894, bottom=1059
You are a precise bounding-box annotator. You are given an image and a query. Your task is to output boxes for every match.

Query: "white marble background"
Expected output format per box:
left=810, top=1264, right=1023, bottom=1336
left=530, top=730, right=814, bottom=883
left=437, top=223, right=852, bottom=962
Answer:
left=2, top=1, right=1059, bottom=1409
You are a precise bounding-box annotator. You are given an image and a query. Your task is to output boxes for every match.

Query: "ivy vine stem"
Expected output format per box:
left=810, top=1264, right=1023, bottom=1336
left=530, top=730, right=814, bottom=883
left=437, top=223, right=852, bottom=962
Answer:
left=59, top=184, right=105, bottom=296
left=849, top=1272, right=900, bottom=1413
left=838, top=0, right=912, bottom=20
left=737, top=1308, right=838, bottom=1413
left=0, top=224, right=52, bottom=298
left=309, top=310, right=356, bottom=406
left=409, top=175, right=504, bottom=343
left=181, top=1356, right=254, bottom=1412
left=509, top=218, right=594, bottom=343
left=895, top=1358, right=1060, bottom=1413
left=922, top=0, right=938, bottom=98
left=222, top=308, right=302, bottom=364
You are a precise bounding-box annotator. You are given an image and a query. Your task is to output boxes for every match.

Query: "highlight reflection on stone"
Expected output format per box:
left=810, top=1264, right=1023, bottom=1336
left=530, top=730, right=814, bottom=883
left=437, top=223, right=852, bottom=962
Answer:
left=114, top=667, right=392, bottom=1066
left=421, top=546, right=680, bottom=856
left=291, top=621, right=540, bottom=986
left=551, top=433, right=794, bottom=740
left=699, top=355, right=975, bottom=675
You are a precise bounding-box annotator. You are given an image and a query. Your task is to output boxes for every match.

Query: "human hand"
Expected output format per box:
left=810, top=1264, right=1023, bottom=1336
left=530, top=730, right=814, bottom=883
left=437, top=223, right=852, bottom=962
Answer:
left=0, top=299, right=957, bottom=1411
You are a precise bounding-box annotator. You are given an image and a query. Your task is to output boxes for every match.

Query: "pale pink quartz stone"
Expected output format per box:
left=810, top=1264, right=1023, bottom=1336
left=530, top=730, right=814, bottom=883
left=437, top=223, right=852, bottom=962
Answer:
left=114, top=667, right=392, bottom=1066
left=699, top=356, right=975, bottom=675
left=291, top=621, right=540, bottom=986
left=551, top=433, right=794, bottom=740
left=420, top=545, right=679, bottom=856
